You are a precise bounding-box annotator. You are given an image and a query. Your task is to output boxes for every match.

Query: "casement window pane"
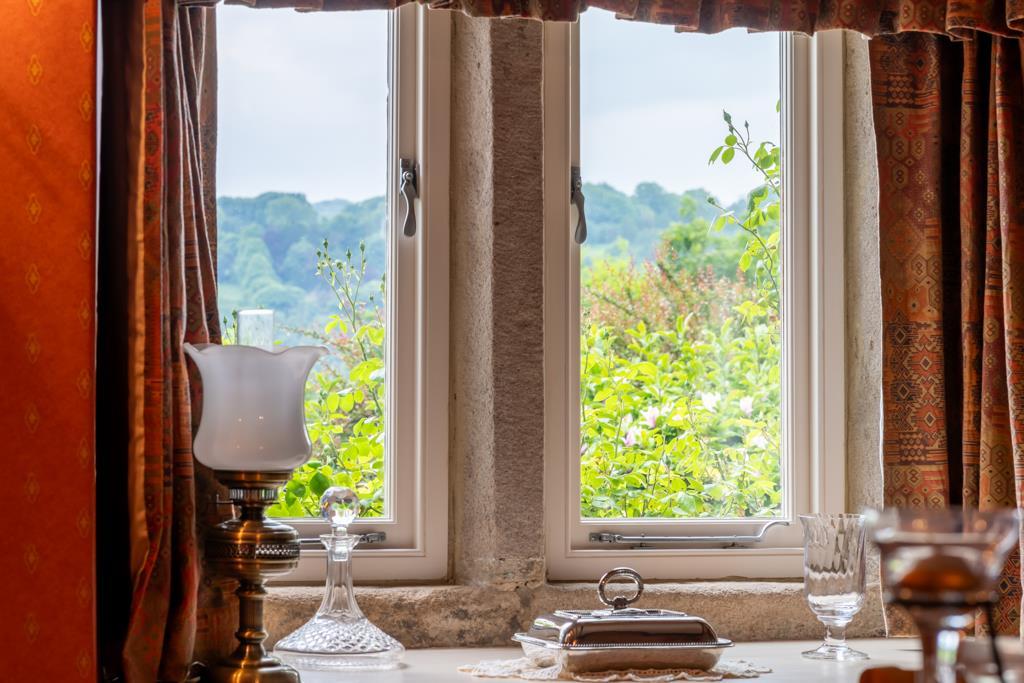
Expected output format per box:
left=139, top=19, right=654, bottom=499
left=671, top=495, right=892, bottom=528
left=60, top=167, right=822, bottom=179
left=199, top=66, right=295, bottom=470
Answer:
left=579, top=12, right=783, bottom=520
left=216, top=7, right=390, bottom=519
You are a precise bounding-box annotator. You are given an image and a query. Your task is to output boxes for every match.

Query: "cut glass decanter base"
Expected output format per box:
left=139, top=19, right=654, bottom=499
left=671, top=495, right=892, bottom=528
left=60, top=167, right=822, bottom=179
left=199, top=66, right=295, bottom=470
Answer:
left=275, top=616, right=404, bottom=671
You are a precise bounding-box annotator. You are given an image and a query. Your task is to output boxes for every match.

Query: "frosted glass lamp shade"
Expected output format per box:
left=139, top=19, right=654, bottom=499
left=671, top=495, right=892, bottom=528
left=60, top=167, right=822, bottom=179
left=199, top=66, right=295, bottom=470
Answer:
left=184, top=343, right=327, bottom=471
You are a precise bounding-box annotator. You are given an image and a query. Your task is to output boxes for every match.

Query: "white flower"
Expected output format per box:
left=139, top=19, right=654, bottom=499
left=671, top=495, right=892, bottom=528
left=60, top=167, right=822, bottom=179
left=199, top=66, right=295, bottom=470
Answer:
left=641, top=405, right=661, bottom=428
left=750, top=433, right=769, bottom=449
left=623, top=426, right=641, bottom=448
left=739, top=396, right=754, bottom=416
left=700, top=392, right=720, bottom=411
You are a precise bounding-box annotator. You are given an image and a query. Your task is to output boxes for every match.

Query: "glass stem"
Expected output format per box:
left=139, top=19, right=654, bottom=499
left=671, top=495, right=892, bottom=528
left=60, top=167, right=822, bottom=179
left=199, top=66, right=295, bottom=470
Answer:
left=916, top=627, right=960, bottom=683
left=824, top=621, right=849, bottom=650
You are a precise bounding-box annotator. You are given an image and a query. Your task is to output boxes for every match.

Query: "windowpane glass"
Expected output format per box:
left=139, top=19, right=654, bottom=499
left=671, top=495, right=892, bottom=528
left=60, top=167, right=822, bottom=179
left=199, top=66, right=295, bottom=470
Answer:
left=579, top=13, right=783, bottom=519
left=216, top=7, right=390, bottom=518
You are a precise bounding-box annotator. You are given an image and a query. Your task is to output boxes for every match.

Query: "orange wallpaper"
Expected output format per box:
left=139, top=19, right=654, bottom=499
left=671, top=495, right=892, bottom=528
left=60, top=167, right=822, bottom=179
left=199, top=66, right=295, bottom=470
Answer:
left=0, top=1, right=98, bottom=680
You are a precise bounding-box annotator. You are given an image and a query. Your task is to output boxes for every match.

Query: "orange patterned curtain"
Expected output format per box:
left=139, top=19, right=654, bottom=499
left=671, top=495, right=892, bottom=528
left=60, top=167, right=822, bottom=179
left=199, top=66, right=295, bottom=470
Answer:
left=871, top=30, right=1024, bottom=633
left=1, top=1, right=98, bottom=681
left=97, top=0, right=222, bottom=680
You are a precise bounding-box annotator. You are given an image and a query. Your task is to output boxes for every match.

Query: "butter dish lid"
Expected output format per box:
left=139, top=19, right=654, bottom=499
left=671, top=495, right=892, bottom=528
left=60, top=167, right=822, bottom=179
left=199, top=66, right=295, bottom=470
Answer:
left=515, top=568, right=732, bottom=650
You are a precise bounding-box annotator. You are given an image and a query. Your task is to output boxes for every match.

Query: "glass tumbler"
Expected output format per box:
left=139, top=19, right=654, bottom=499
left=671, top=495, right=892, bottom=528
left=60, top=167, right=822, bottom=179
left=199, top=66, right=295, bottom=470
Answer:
left=800, top=513, right=868, bottom=661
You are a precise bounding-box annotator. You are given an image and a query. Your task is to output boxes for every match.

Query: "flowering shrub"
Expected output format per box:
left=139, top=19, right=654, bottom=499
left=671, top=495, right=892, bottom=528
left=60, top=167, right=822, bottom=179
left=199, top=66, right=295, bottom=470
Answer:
left=579, top=110, right=782, bottom=519
left=578, top=289, right=781, bottom=518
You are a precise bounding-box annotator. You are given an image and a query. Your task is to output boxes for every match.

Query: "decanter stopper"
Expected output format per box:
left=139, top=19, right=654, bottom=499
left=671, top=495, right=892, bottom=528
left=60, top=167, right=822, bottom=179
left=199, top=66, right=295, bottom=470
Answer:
left=321, top=486, right=359, bottom=536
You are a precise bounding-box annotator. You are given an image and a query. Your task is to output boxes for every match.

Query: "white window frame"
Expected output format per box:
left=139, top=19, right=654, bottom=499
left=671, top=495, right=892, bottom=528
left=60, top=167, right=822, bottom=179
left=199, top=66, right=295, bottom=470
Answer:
left=542, top=22, right=846, bottom=580
left=270, top=4, right=451, bottom=583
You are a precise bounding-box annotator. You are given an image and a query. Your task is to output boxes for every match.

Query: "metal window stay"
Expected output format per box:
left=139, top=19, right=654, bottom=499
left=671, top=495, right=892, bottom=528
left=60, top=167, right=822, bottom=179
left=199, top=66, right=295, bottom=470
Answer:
left=588, top=519, right=789, bottom=549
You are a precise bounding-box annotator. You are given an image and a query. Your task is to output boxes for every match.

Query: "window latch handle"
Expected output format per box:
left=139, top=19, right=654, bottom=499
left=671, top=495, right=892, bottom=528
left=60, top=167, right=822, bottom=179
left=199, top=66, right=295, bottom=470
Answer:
left=399, top=158, right=419, bottom=237
left=571, top=166, right=587, bottom=244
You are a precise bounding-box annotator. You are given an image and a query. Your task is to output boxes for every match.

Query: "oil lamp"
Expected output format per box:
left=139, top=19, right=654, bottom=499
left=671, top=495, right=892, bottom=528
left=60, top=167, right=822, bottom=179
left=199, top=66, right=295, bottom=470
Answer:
left=184, top=342, right=327, bottom=683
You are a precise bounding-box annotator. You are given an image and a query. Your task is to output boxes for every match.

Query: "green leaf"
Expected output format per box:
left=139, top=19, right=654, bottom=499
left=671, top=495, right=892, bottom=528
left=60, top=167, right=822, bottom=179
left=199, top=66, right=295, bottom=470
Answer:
left=738, top=251, right=752, bottom=272
left=721, top=148, right=735, bottom=164
left=309, top=471, right=331, bottom=498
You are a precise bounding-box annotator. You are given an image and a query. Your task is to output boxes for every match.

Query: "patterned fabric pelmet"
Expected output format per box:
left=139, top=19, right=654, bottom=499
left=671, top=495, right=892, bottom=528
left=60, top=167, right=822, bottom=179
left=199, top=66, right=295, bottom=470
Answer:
left=223, top=0, right=1024, bottom=34
left=871, top=31, right=1024, bottom=634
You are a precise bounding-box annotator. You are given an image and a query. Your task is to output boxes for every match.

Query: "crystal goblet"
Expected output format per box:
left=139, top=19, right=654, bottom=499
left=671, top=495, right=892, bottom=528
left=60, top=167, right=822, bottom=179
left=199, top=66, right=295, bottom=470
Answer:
left=800, top=513, right=869, bottom=661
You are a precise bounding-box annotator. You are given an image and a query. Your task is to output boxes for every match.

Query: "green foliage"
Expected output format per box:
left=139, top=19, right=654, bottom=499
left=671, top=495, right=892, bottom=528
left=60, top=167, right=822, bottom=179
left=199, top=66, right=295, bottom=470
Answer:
left=706, top=109, right=782, bottom=313
left=217, top=192, right=386, bottom=340
left=579, top=107, right=782, bottom=519
left=579, top=303, right=780, bottom=518
left=267, top=241, right=386, bottom=518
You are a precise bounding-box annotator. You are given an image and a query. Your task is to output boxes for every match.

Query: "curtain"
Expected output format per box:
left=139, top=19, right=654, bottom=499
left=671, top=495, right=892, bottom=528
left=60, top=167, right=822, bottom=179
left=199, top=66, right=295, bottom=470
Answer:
left=1, top=2, right=98, bottom=681
left=223, top=0, right=1024, bottom=34
left=871, top=31, right=1024, bottom=633
left=98, top=0, right=224, bottom=680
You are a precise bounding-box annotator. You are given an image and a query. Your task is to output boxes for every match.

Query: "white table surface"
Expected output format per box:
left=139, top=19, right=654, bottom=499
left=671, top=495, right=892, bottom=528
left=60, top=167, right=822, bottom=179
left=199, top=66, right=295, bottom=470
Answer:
left=299, top=639, right=922, bottom=682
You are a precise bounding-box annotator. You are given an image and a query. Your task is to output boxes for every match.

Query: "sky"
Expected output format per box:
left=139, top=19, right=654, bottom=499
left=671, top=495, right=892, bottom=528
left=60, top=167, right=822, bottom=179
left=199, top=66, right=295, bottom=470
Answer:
left=216, top=6, right=780, bottom=205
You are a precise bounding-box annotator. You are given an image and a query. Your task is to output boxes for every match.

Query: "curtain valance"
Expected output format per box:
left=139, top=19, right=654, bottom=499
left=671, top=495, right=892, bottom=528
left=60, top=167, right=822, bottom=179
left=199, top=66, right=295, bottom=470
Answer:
left=221, top=0, right=1024, bottom=37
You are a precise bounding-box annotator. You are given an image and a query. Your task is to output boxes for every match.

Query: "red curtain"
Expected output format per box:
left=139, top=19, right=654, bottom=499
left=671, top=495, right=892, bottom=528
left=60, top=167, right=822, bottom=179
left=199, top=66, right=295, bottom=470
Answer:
left=0, top=2, right=98, bottom=680
left=98, top=0, right=225, bottom=680
left=871, top=32, right=1024, bottom=632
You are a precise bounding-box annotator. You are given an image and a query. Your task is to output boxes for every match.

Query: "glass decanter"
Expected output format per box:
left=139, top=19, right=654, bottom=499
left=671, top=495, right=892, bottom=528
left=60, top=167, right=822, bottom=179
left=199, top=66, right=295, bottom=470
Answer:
left=274, top=487, right=404, bottom=671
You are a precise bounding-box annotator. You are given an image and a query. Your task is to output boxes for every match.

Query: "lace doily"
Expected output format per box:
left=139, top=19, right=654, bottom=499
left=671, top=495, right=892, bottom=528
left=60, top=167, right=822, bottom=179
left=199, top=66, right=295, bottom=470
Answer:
left=458, top=657, right=771, bottom=681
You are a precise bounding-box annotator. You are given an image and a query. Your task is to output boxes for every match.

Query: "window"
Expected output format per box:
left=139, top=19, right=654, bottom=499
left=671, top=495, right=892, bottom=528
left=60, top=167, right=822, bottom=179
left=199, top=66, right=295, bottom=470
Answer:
left=543, top=19, right=846, bottom=579
left=216, top=4, right=450, bottom=581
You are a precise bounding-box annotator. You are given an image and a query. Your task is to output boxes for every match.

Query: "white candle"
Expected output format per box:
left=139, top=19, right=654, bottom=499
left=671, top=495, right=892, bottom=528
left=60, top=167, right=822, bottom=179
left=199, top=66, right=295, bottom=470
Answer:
left=237, top=308, right=274, bottom=350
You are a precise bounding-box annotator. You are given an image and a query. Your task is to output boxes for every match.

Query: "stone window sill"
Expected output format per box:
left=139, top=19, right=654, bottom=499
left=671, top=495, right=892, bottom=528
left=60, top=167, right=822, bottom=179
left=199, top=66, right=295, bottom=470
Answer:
left=265, top=582, right=885, bottom=649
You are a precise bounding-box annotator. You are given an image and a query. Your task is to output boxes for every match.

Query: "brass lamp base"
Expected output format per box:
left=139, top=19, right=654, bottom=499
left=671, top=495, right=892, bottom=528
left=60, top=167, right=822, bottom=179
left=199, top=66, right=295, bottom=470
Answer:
left=204, top=637, right=300, bottom=683
left=204, top=470, right=302, bottom=683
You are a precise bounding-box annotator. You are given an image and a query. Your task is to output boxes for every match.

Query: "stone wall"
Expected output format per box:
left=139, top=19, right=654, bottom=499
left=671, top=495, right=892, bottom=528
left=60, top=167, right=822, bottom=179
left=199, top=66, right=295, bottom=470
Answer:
left=843, top=32, right=883, bottom=521
left=449, top=16, right=547, bottom=588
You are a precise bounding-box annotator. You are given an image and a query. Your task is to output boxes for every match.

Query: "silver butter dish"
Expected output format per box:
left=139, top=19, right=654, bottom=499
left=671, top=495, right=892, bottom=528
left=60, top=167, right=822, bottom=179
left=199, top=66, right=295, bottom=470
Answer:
left=514, top=568, right=732, bottom=674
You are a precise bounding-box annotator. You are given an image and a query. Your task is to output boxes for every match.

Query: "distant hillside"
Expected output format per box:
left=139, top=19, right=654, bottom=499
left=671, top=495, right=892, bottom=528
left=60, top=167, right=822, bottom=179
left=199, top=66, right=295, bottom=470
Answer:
left=215, top=183, right=751, bottom=336
left=582, top=182, right=724, bottom=260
